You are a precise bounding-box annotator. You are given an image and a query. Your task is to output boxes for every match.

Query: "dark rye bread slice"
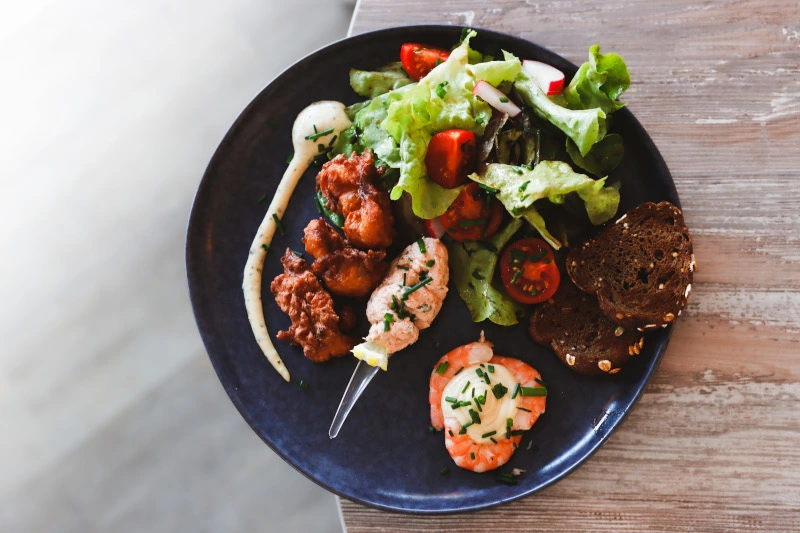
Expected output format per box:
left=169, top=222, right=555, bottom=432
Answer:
left=529, top=279, right=645, bottom=376
left=566, top=201, right=695, bottom=331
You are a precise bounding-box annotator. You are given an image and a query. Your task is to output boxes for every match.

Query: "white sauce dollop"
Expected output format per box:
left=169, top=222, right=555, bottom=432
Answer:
left=441, top=363, right=520, bottom=444
left=242, top=101, right=351, bottom=382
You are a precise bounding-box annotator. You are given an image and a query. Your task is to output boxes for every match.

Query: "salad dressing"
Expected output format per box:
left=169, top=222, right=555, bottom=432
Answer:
left=441, top=363, right=520, bottom=443
left=243, top=101, right=351, bottom=382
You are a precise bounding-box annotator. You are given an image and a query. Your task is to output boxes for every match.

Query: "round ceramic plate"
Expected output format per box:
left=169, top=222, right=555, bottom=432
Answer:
left=186, top=25, right=678, bottom=514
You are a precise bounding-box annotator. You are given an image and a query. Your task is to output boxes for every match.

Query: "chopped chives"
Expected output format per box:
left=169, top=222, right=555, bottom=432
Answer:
left=474, top=398, right=482, bottom=412
left=490, top=437, right=497, bottom=444
left=428, top=425, right=436, bottom=433
left=444, top=396, right=457, bottom=403
left=535, top=377, right=546, bottom=387
left=475, top=116, right=485, bottom=125
left=488, top=365, right=495, bottom=373
left=481, top=430, right=496, bottom=438
left=459, top=421, right=474, bottom=434
left=506, top=418, right=513, bottom=427
left=304, top=127, right=335, bottom=141
left=510, top=429, right=524, bottom=436
left=530, top=287, right=539, bottom=296
left=435, top=361, right=450, bottom=375
left=435, top=81, right=449, bottom=98
left=483, top=373, right=491, bottom=385
left=518, top=180, right=530, bottom=192
left=461, top=381, right=470, bottom=393
left=476, top=368, right=484, bottom=377
left=471, top=387, right=475, bottom=398
left=512, top=167, right=523, bottom=175
left=520, top=386, right=548, bottom=397
left=403, top=277, right=432, bottom=298
left=383, top=312, right=394, bottom=331
left=272, top=214, right=285, bottom=235
left=492, top=382, right=508, bottom=399
left=510, top=270, right=522, bottom=285
left=396, top=264, right=410, bottom=270
left=419, top=269, right=429, bottom=279
left=327, top=134, right=338, bottom=147
left=261, top=243, right=270, bottom=251
left=471, top=268, right=484, bottom=281
left=494, top=472, right=517, bottom=485
left=440, top=467, right=450, bottom=475
left=517, top=406, right=532, bottom=412
left=448, top=430, right=454, bottom=437
left=257, top=194, right=267, bottom=204
left=291, top=249, right=303, bottom=257
left=511, top=383, right=521, bottom=399
left=499, top=96, right=509, bottom=103
left=317, top=143, right=325, bottom=153
left=469, top=409, right=481, bottom=425
left=299, top=380, right=309, bottom=389
left=285, top=153, right=294, bottom=163
left=470, top=452, right=476, bottom=460
left=425, top=259, right=436, bottom=267
left=454, top=367, right=464, bottom=375
left=435, top=58, right=443, bottom=66
left=403, top=273, right=407, bottom=286
left=478, top=183, right=500, bottom=194
left=390, top=295, right=399, bottom=311
left=417, top=238, right=426, bottom=253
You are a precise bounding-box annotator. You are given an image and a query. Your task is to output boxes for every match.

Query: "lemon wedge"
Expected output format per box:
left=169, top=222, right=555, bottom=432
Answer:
left=352, top=341, right=389, bottom=370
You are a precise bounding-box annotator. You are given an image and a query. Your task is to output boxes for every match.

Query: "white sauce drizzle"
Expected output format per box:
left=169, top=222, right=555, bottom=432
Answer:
left=242, top=101, right=352, bottom=382
left=442, top=363, right=520, bottom=444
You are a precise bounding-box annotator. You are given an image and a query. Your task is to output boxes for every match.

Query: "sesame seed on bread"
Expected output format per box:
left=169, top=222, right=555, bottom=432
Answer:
left=566, top=201, right=694, bottom=330
left=529, top=278, right=645, bottom=376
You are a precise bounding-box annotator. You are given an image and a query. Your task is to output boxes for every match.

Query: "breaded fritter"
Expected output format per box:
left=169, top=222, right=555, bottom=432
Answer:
left=302, top=218, right=388, bottom=299
left=316, top=150, right=394, bottom=250
left=269, top=249, right=355, bottom=362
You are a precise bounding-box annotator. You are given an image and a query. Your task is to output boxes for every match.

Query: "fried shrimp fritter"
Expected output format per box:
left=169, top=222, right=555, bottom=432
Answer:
left=316, top=150, right=394, bottom=250
left=302, top=218, right=388, bottom=299
left=269, top=249, right=356, bottom=362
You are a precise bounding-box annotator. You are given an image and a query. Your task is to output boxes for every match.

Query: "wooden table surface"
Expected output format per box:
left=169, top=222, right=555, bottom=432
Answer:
left=339, top=0, right=800, bottom=531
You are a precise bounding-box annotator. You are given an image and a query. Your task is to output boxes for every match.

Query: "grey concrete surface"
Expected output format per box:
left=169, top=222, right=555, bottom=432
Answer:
left=0, top=1, right=354, bottom=531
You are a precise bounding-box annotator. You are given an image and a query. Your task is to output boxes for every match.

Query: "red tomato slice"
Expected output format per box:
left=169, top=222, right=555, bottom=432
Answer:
left=499, top=238, right=560, bottom=304
left=439, top=182, right=504, bottom=242
left=400, top=43, right=450, bottom=81
left=425, top=130, right=477, bottom=189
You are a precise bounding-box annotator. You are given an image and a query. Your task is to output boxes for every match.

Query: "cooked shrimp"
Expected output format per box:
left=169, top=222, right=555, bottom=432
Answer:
left=429, top=335, right=546, bottom=473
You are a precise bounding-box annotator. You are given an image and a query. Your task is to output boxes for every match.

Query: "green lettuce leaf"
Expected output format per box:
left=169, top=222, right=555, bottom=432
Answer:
left=469, top=161, right=620, bottom=247
left=563, top=45, right=630, bottom=114
left=565, top=133, right=624, bottom=177
left=378, top=31, right=522, bottom=219
left=446, top=219, right=524, bottom=325
left=349, top=62, right=414, bottom=98
left=514, top=71, right=606, bottom=156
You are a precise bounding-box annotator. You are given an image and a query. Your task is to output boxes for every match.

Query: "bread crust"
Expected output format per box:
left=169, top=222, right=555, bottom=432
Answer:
left=566, top=201, right=694, bottom=330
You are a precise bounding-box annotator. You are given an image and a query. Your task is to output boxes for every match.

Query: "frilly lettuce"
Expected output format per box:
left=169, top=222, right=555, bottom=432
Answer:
left=349, top=62, right=414, bottom=98
left=564, top=45, right=630, bottom=114
left=514, top=71, right=606, bottom=157
left=446, top=218, right=524, bottom=325
left=469, top=161, right=620, bottom=248
left=378, top=31, right=522, bottom=219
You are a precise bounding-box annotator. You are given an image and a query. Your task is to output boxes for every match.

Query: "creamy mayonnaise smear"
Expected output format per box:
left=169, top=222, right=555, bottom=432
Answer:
left=441, top=363, right=520, bottom=443
left=243, top=101, right=351, bottom=382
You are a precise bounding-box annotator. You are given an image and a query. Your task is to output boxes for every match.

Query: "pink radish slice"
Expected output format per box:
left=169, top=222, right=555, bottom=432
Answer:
left=472, top=80, right=521, bottom=117
left=522, top=60, right=565, bottom=95
left=424, top=217, right=446, bottom=239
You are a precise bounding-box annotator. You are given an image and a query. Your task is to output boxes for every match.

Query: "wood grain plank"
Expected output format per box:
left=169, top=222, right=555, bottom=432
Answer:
left=342, top=0, right=800, bottom=530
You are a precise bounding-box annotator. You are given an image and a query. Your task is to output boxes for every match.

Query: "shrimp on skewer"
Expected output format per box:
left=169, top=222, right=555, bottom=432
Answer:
left=429, top=334, right=546, bottom=473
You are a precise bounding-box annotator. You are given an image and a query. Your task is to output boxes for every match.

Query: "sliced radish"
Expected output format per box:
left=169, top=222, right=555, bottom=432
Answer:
left=472, top=80, right=521, bottom=117
left=424, top=217, right=446, bottom=239
left=522, top=60, right=565, bottom=95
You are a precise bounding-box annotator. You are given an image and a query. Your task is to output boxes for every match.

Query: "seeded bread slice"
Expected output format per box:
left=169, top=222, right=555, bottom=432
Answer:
left=566, top=201, right=694, bottom=331
left=529, top=279, right=645, bottom=376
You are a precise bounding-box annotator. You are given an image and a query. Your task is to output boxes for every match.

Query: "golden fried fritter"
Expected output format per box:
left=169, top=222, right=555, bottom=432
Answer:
left=316, top=150, right=394, bottom=250
left=302, top=218, right=389, bottom=299
left=269, top=249, right=356, bottom=362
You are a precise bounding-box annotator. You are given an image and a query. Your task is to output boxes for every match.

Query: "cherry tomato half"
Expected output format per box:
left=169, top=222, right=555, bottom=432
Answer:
left=439, top=182, right=504, bottom=242
left=425, top=129, right=477, bottom=189
left=499, top=238, right=560, bottom=304
left=400, top=43, right=450, bottom=81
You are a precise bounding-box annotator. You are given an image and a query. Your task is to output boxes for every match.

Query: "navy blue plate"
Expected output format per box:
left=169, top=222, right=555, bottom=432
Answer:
left=186, top=25, right=677, bottom=514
